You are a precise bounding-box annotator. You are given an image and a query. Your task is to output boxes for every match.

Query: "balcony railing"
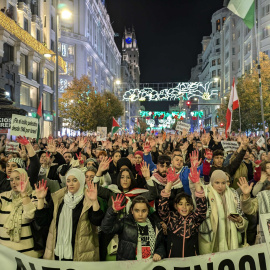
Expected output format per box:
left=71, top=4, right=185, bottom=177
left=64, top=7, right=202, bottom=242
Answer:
left=0, top=11, right=66, bottom=73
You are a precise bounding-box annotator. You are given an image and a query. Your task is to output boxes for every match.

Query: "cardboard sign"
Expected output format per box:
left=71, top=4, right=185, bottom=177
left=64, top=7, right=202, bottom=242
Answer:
left=221, top=140, right=239, bottom=152
left=10, top=114, right=38, bottom=139
left=0, top=117, right=11, bottom=128
left=175, top=122, right=191, bottom=132
left=5, top=142, right=19, bottom=153
left=257, top=136, right=265, bottom=148
left=96, top=127, right=107, bottom=141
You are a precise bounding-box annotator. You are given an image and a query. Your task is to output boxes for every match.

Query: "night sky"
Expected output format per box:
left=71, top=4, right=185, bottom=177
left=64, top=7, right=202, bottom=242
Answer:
left=106, top=0, right=225, bottom=110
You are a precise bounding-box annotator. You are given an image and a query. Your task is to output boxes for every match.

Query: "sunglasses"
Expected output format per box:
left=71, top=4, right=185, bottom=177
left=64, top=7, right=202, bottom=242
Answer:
left=159, top=162, right=171, bottom=167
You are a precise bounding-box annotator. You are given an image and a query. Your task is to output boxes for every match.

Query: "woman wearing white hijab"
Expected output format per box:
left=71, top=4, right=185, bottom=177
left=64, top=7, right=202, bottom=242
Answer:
left=190, top=170, right=248, bottom=254
left=0, top=168, right=39, bottom=257
left=35, top=168, right=104, bottom=261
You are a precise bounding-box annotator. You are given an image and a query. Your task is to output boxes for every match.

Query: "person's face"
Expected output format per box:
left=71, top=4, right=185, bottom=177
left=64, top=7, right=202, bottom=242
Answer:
left=98, top=154, right=106, bottom=163
left=252, top=149, right=257, bottom=156
left=131, top=203, right=149, bottom=223
left=85, top=171, right=96, bottom=183
left=196, top=142, right=203, bottom=151
left=175, top=198, right=193, bottom=217
left=261, top=153, right=266, bottom=161
left=60, top=143, right=65, bottom=147
left=122, top=143, right=127, bottom=149
left=265, top=163, right=270, bottom=176
left=120, top=170, right=131, bottom=190
left=6, top=162, right=18, bottom=176
left=7, top=154, right=13, bottom=160
left=66, top=175, right=80, bottom=194
left=63, top=153, right=72, bottom=163
left=172, top=156, right=184, bottom=171
left=87, top=161, right=94, bottom=168
left=134, top=154, right=143, bottom=164
left=213, top=155, right=224, bottom=167
left=212, top=178, right=227, bottom=194
left=249, top=153, right=255, bottom=162
left=244, top=151, right=250, bottom=159
left=33, top=144, right=39, bottom=151
left=9, top=171, right=21, bottom=192
left=113, top=152, right=121, bottom=164
left=157, top=162, right=170, bottom=177
left=39, top=153, right=47, bottom=164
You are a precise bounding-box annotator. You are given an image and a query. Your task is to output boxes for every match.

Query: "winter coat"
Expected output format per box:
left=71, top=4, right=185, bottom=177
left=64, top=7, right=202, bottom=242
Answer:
left=35, top=187, right=103, bottom=261
left=101, top=207, right=166, bottom=260
left=0, top=191, right=39, bottom=258
left=158, top=190, right=207, bottom=257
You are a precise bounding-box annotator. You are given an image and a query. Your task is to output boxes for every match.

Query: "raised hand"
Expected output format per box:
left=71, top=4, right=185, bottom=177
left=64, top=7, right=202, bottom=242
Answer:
left=86, top=181, right=98, bottom=201
left=46, top=139, right=57, bottom=153
left=76, top=152, right=84, bottom=164
left=237, top=177, right=253, bottom=197
left=18, top=145, right=27, bottom=158
left=112, top=193, right=126, bottom=212
left=98, top=156, right=112, bottom=172
left=78, top=137, right=88, bottom=149
left=34, top=179, right=48, bottom=199
left=166, top=167, right=178, bottom=183
left=16, top=136, right=30, bottom=145
left=141, top=161, right=150, bottom=179
left=189, top=166, right=200, bottom=183
left=143, top=142, right=151, bottom=154
left=17, top=173, right=29, bottom=194
left=205, top=149, right=213, bottom=160
left=189, top=150, right=201, bottom=168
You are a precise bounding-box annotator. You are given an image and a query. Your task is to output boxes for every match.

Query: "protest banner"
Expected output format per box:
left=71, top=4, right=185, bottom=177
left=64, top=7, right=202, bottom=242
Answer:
left=5, top=142, right=19, bottom=153
left=10, top=114, right=38, bottom=139
left=257, top=136, right=265, bottom=148
left=260, top=213, right=270, bottom=256
left=175, top=122, right=191, bottom=132
left=0, top=117, right=11, bottom=128
left=221, top=141, right=239, bottom=152
left=97, top=127, right=107, bottom=141
left=0, top=242, right=269, bottom=270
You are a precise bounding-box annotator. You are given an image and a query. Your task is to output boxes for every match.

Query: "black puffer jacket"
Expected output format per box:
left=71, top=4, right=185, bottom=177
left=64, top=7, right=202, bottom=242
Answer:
left=101, top=207, right=166, bottom=261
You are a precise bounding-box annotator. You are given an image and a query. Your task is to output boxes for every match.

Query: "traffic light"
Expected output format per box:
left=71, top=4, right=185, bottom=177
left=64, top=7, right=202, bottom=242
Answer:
left=220, top=122, right=224, bottom=127
left=186, top=100, right=191, bottom=108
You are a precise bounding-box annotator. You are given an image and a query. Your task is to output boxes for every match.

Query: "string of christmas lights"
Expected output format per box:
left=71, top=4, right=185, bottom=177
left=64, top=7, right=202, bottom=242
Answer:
left=122, top=82, right=218, bottom=101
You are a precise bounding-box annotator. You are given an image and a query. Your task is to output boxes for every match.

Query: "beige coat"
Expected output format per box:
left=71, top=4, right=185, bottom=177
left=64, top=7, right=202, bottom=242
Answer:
left=44, top=187, right=99, bottom=261
left=199, top=186, right=248, bottom=255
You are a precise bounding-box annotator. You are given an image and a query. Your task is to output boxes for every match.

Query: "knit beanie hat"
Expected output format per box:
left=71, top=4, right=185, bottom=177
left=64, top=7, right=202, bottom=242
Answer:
left=134, top=151, right=144, bottom=159
left=8, top=158, right=25, bottom=169
left=86, top=157, right=97, bottom=164
left=210, top=170, right=227, bottom=184
left=66, top=168, right=85, bottom=197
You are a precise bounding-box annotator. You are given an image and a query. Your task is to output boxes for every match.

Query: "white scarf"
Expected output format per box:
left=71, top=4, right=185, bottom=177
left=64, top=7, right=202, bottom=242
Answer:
left=54, top=169, right=85, bottom=260
left=209, top=185, right=239, bottom=252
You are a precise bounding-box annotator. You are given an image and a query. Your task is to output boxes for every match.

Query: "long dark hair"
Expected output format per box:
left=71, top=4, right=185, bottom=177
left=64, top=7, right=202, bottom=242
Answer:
left=117, top=168, right=137, bottom=191
left=129, top=196, right=150, bottom=214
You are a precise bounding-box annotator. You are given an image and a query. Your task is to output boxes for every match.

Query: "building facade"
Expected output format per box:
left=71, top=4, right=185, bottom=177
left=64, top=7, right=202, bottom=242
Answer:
left=190, top=1, right=270, bottom=130
left=58, top=0, right=121, bottom=96
left=0, top=0, right=66, bottom=137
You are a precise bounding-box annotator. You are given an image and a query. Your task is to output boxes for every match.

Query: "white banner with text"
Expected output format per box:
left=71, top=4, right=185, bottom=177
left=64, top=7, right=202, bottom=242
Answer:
left=0, top=243, right=269, bottom=270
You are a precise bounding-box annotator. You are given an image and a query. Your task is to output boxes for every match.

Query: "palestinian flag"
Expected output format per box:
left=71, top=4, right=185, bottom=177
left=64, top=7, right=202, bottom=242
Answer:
left=36, top=98, right=42, bottom=140
left=111, top=117, right=120, bottom=137
left=227, top=0, right=255, bottom=29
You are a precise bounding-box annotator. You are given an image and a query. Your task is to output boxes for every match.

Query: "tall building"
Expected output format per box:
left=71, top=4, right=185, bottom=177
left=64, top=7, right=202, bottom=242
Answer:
left=58, top=0, right=121, bottom=95
left=116, top=26, right=140, bottom=131
left=0, top=0, right=66, bottom=136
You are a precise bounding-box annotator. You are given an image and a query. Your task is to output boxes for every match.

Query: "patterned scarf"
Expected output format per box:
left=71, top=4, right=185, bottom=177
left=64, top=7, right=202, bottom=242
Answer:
left=152, top=172, right=181, bottom=188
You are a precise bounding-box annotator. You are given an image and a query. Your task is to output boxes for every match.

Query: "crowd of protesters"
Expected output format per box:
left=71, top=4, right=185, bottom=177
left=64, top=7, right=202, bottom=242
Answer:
left=0, top=128, right=270, bottom=262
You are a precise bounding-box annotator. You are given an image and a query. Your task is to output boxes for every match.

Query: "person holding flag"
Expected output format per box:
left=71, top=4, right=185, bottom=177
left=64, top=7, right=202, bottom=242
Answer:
left=111, top=117, right=120, bottom=137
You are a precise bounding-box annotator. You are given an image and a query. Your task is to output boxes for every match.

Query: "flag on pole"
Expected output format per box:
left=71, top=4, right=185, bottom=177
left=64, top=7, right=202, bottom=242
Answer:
left=111, top=117, right=120, bottom=137
left=36, top=98, right=42, bottom=140
left=225, top=78, right=239, bottom=136
left=227, top=0, right=255, bottom=29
